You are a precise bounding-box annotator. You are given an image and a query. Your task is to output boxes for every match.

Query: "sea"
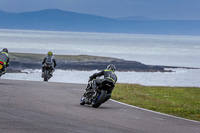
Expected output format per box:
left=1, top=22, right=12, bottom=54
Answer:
left=0, top=29, right=200, bottom=87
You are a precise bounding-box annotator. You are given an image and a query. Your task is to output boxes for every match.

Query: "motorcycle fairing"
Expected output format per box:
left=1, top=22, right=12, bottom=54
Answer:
left=0, top=61, right=3, bottom=70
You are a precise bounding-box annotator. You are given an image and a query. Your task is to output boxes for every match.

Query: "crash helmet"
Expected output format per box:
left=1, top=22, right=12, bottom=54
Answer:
left=107, top=64, right=116, bottom=72
left=2, top=48, right=8, bottom=53
left=47, top=51, right=53, bottom=56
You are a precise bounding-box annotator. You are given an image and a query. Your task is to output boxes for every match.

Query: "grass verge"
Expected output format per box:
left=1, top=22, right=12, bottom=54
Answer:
left=9, top=52, right=116, bottom=62
left=112, top=84, right=200, bottom=121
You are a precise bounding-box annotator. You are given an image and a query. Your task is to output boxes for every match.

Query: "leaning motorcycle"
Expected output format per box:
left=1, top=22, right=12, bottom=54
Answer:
left=0, top=61, right=5, bottom=78
left=80, top=80, right=114, bottom=108
left=43, top=63, right=53, bottom=82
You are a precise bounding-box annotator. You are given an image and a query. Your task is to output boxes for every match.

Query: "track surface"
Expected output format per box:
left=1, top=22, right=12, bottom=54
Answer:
left=0, top=79, right=199, bottom=133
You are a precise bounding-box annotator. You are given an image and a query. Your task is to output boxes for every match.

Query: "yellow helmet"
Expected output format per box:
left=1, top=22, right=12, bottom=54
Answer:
left=47, top=51, right=53, bottom=56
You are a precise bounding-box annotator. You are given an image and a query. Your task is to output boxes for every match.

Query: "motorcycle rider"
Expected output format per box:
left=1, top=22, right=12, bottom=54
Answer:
left=86, top=64, right=117, bottom=102
left=0, top=48, right=10, bottom=74
left=41, top=51, right=57, bottom=77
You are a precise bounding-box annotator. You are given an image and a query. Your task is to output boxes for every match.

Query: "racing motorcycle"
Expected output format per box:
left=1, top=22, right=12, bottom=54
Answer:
left=43, top=63, right=53, bottom=82
left=0, top=61, right=5, bottom=78
left=80, top=79, right=115, bottom=108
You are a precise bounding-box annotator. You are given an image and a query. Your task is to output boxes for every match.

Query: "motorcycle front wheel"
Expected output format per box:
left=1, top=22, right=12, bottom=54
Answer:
left=80, top=96, right=86, bottom=105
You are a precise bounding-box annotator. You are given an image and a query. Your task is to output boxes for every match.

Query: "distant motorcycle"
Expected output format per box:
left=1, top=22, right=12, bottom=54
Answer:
left=43, top=63, right=53, bottom=82
left=0, top=61, right=5, bottom=78
left=80, top=79, right=114, bottom=108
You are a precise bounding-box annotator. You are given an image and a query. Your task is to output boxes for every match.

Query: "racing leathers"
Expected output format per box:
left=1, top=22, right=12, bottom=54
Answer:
left=42, top=55, right=57, bottom=75
left=87, top=69, right=117, bottom=102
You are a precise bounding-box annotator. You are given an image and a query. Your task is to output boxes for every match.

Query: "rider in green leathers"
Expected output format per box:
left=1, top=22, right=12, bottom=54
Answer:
left=0, top=48, right=10, bottom=74
left=87, top=64, right=117, bottom=102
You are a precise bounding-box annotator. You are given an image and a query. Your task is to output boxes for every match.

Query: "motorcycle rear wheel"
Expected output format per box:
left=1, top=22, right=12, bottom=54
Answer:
left=92, top=90, right=107, bottom=108
left=44, top=70, right=49, bottom=82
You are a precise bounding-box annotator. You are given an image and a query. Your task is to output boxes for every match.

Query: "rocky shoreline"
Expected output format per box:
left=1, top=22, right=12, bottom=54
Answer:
left=6, top=53, right=199, bottom=73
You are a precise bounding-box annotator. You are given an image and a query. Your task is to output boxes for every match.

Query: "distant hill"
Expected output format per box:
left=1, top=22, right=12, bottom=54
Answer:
left=0, top=9, right=200, bottom=35
left=116, top=16, right=154, bottom=21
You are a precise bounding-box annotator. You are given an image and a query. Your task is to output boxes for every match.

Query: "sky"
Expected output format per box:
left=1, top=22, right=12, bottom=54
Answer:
left=0, top=0, right=200, bottom=20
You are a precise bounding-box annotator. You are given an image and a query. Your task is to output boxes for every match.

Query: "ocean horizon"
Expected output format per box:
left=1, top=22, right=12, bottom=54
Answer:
left=1, top=29, right=200, bottom=87
left=1, top=29, right=200, bottom=67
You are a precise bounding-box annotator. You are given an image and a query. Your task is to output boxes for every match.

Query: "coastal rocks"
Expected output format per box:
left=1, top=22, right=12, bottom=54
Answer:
left=8, top=53, right=197, bottom=72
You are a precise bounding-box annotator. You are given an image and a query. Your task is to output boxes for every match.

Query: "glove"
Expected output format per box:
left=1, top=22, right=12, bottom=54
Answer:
left=88, top=78, right=92, bottom=82
left=88, top=76, right=93, bottom=82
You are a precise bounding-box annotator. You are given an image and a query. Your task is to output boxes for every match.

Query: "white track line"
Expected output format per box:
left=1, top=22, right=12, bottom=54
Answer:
left=110, top=99, right=200, bottom=124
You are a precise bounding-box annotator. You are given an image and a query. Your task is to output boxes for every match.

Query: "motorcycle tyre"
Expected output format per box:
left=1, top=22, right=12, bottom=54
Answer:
left=44, top=70, right=49, bottom=82
left=92, top=90, right=107, bottom=108
left=80, top=96, right=85, bottom=105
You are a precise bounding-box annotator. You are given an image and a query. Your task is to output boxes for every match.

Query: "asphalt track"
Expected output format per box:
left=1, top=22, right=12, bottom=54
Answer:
left=0, top=79, right=199, bottom=133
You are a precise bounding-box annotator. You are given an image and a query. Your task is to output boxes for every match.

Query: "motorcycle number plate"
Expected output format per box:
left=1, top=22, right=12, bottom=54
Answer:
left=0, top=64, right=3, bottom=70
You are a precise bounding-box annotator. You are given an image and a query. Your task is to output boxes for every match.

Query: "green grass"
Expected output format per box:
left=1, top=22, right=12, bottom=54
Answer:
left=10, top=53, right=44, bottom=61
left=112, top=84, right=200, bottom=121
left=9, top=52, right=116, bottom=62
